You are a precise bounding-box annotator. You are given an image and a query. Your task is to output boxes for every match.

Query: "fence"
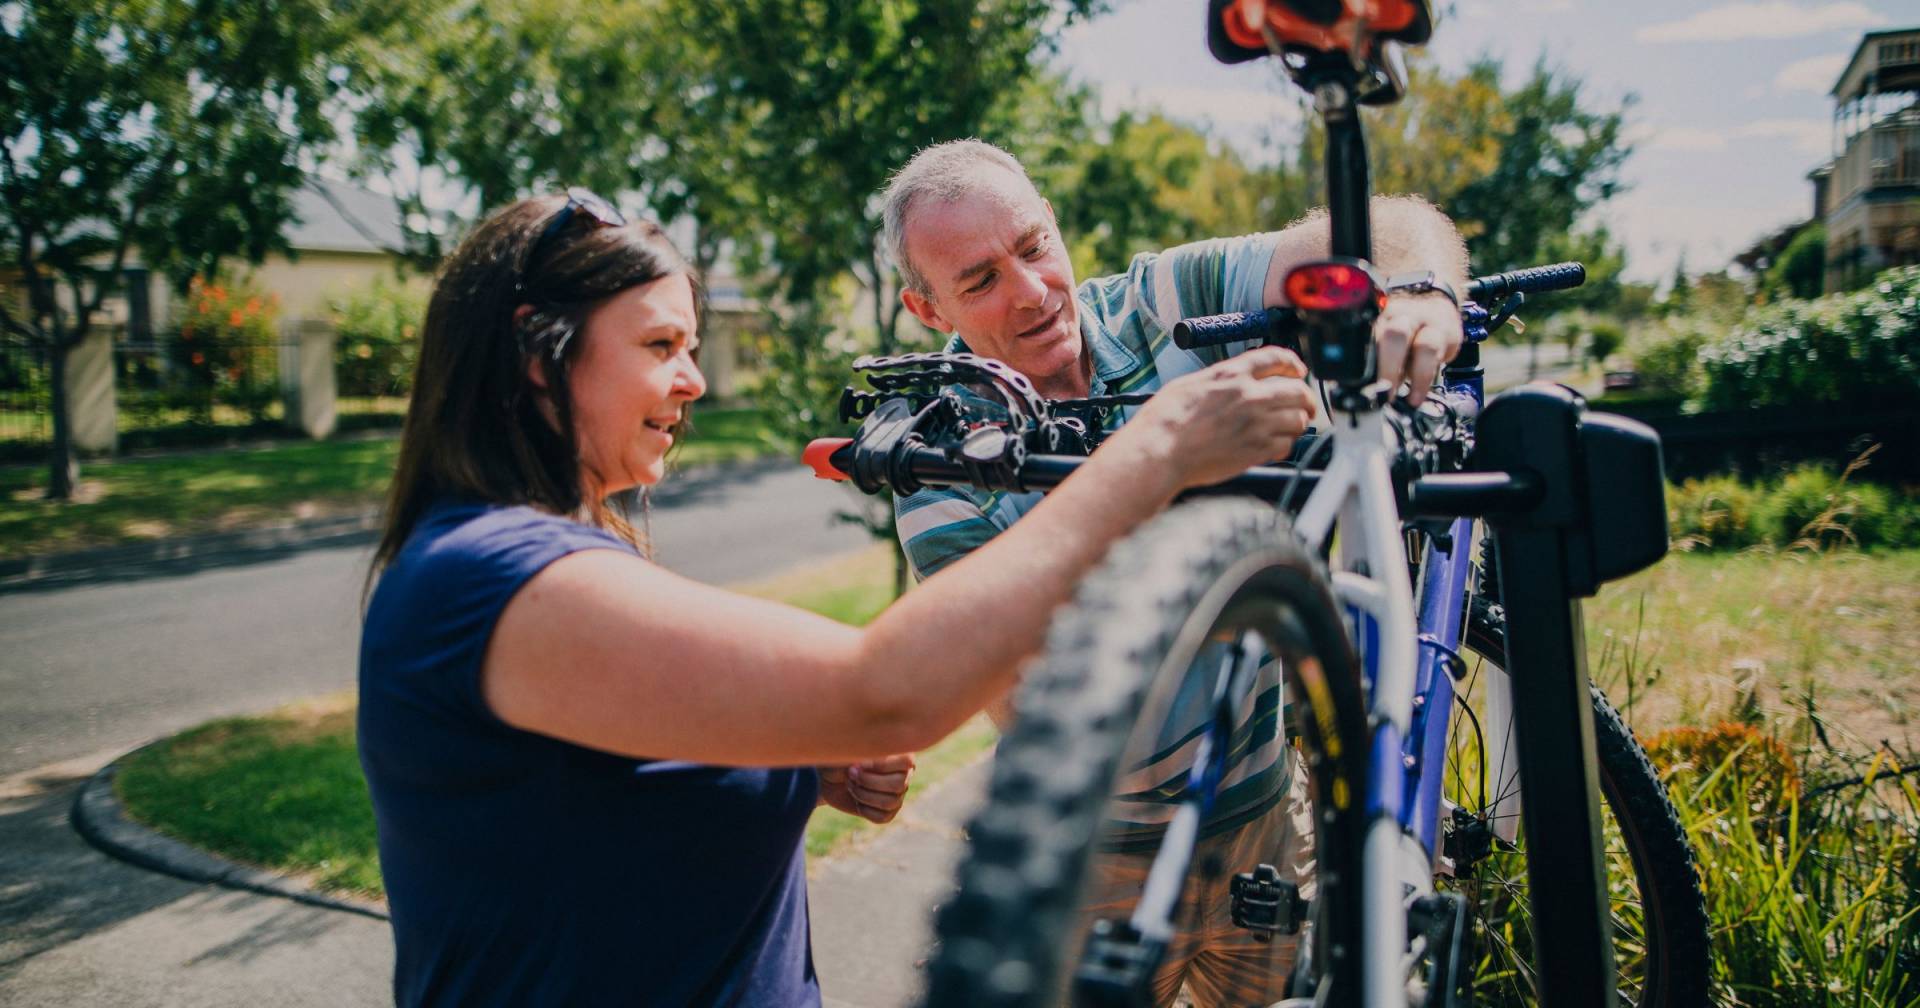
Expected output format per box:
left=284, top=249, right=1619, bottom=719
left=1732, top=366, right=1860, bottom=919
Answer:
left=1602, top=400, right=1920, bottom=484
left=0, top=337, right=50, bottom=454
left=334, top=321, right=412, bottom=431
left=115, top=336, right=289, bottom=451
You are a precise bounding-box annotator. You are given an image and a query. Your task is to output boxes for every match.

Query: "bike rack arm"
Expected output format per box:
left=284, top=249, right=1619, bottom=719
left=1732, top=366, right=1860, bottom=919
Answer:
left=1469, top=383, right=1625, bottom=1008
left=804, top=439, right=1542, bottom=517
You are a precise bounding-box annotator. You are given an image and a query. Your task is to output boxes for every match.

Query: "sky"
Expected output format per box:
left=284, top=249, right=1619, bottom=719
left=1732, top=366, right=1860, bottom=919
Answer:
left=1052, top=1, right=1918, bottom=282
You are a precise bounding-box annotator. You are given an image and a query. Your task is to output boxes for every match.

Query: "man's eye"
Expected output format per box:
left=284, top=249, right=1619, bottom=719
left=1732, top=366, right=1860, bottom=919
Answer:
left=1024, top=239, right=1046, bottom=258
left=967, top=274, right=994, bottom=294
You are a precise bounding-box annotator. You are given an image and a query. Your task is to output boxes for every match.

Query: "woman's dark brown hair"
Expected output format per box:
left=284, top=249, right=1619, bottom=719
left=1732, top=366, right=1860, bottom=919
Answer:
left=370, top=193, right=696, bottom=577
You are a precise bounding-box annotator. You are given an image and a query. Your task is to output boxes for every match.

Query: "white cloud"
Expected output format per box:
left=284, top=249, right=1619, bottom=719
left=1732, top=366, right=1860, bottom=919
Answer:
left=1453, top=0, right=1570, bottom=15
left=1774, top=52, right=1850, bottom=93
left=1636, top=2, right=1884, bottom=43
left=1642, top=118, right=1831, bottom=156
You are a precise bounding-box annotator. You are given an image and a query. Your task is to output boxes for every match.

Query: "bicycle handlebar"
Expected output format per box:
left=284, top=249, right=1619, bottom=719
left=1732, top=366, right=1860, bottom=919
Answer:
left=1170, top=307, right=1300, bottom=352
left=1465, top=261, right=1586, bottom=301
left=1170, top=262, right=1588, bottom=353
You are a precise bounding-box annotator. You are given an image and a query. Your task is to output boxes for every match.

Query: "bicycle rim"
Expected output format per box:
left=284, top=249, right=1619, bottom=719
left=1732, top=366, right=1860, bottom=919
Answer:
left=1440, top=602, right=1712, bottom=1007
left=921, top=499, right=1371, bottom=1008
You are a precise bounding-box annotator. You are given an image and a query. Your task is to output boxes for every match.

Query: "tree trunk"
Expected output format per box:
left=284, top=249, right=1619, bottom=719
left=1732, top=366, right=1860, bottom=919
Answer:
left=869, top=245, right=898, bottom=356
left=45, top=336, right=77, bottom=500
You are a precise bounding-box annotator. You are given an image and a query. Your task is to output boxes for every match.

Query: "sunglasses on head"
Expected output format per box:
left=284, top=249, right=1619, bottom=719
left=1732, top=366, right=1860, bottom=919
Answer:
left=516, top=186, right=627, bottom=296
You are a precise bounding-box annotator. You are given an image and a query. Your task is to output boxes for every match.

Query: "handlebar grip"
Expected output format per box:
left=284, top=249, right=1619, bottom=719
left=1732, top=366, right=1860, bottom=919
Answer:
left=803, top=438, right=853, bottom=481
left=1171, top=307, right=1297, bottom=351
left=1467, top=262, right=1586, bottom=302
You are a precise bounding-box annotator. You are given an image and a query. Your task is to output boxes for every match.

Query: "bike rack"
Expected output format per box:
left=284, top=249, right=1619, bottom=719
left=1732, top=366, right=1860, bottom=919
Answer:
left=1471, top=383, right=1667, bottom=1008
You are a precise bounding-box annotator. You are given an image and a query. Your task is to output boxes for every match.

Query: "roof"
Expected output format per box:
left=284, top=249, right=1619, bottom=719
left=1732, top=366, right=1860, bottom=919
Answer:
left=286, top=177, right=407, bottom=255
left=1831, top=27, right=1920, bottom=100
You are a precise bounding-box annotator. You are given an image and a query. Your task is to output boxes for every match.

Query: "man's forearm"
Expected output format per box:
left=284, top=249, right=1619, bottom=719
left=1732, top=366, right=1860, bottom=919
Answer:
left=1262, top=195, right=1468, bottom=305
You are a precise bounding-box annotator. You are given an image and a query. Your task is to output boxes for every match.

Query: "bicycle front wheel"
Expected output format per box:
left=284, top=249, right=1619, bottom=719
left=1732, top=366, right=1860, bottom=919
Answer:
left=1442, top=599, right=1713, bottom=1006
left=921, top=498, right=1370, bottom=1008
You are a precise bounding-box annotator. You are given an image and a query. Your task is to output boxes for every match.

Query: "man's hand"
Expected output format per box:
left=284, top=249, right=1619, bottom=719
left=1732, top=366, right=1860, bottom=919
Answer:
left=1373, top=291, right=1464, bottom=406
left=818, top=753, right=916, bottom=824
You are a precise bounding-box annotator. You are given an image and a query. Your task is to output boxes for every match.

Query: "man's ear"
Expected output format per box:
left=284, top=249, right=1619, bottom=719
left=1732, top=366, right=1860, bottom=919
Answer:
left=900, top=287, right=950, bottom=335
left=1043, top=197, right=1056, bottom=224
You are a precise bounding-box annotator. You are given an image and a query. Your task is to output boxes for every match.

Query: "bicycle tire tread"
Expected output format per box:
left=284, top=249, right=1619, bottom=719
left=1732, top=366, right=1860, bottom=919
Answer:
left=921, top=499, right=1359, bottom=1008
left=1466, top=606, right=1713, bottom=1006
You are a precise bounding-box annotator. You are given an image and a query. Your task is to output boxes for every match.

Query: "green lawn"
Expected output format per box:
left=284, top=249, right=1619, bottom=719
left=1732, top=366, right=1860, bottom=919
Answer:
left=1, top=406, right=781, bottom=559
left=1586, top=548, right=1920, bottom=747
left=115, top=545, right=998, bottom=899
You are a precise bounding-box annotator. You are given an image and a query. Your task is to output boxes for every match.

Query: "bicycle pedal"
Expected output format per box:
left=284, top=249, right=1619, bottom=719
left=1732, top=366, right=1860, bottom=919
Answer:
left=1230, top=863, right=1307, bottom=938
left=1073, top=918, right=1166, bottom=1008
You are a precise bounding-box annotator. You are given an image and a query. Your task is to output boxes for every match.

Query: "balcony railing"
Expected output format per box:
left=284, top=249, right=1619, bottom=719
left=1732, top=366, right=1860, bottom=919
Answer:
left=1830, top=119, right=1920, bottom=206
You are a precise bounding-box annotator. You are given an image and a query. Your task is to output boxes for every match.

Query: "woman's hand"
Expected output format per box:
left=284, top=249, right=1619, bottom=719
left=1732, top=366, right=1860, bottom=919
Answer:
left=1114, top=345, right=1319, bottom=491
left=817, top=752, right=916, bottom=824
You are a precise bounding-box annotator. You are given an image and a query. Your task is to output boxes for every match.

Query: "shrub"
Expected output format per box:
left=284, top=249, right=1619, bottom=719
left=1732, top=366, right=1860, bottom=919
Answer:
left=1697, top=266, right=1920, bottom=413
left=168, top=276, right=282, bottom=423
left=1654, top=738, right=1920, bottom=1005
left=1668, top=475, right=1767, bottom=550
left=1645, top=721, right=1801, bottom=815
left=331, top=277, right=427, bottom=399
left=1585, top=319, right=1624, bottom=367
left=1627, top=320, right=1711, bottom=400
left=1756, top=463, right=1898, bottom=550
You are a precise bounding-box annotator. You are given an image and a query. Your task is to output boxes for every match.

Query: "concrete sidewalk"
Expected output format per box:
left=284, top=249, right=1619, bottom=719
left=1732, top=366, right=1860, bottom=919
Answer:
left=0, top=747, right=988, bottom=1007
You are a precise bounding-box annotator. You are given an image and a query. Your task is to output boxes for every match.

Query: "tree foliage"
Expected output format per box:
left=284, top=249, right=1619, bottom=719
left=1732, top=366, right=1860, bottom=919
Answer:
left=1764, top=223, right=1825, bottom=302
left=345, top=0, right=672, bottom=263
left=660, top=0, right=1102, bottom=354
left=0, top=0, right=403, bottom=496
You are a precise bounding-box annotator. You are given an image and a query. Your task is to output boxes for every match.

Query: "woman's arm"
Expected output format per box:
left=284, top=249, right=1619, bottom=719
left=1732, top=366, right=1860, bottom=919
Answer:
left=482, top=347, right=1317, bottom=766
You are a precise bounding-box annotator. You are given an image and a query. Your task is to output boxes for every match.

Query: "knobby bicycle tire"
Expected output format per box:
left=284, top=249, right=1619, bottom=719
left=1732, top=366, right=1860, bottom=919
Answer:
left=920, top=499, right=1370, bottom=1008
left=1449, top=599, right=1713, bottom=1007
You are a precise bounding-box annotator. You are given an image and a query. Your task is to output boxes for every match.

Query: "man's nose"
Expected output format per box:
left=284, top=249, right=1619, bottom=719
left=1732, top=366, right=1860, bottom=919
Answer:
left=1009, top=260, right=1048, bottom=309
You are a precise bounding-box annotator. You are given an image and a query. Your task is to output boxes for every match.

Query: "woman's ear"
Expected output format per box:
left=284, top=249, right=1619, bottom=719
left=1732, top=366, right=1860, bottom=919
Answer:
left=515, top=305, right=549, bottom=393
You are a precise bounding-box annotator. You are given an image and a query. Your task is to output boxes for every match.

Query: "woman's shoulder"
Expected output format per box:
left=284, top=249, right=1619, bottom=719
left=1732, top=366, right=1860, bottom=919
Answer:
left=387, top=499, right=636, bottom=594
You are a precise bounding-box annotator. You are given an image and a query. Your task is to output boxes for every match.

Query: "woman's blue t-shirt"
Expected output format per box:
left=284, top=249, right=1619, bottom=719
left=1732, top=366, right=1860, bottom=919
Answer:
left=358, top=499, right=821, bottom=1007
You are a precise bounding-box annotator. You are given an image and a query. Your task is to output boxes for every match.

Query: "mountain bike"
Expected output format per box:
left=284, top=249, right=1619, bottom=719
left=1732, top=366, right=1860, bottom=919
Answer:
left=804, top=3, right=1711, bottom=1005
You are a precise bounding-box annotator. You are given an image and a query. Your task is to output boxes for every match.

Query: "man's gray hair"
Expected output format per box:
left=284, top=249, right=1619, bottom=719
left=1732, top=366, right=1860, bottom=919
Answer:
left=880, top=139, right=1035, bottom=297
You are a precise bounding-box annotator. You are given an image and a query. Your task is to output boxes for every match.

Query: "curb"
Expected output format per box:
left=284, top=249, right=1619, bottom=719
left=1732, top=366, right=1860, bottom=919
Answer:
left=0, top=510, right=384, bottom=593
left=1, top=454, right=805, bottom=594
left=70, top=745, right=390, bottom=921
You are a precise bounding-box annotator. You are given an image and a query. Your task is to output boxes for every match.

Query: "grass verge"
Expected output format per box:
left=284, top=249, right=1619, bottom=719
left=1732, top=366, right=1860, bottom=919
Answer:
left=1, top=406, right=778, bottom=560
left=115, top=544, right=995, bottom=899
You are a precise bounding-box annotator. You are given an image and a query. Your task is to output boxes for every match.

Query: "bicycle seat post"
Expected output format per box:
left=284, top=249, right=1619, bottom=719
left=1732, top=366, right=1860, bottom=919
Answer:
left=1311, top=68, right=1372, bottom=263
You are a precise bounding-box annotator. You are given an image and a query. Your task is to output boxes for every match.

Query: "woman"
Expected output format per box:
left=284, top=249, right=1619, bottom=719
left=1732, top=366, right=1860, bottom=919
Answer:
left=358, top=188, right=1318, bottom=1007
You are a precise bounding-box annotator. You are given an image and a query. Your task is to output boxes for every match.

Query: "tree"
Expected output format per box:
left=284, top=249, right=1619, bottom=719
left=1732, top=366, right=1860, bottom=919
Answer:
left=666, top=0, right=1100, bottom=590
left=0, top=0, right=400, bottom=498
left=1043, top=110, right=1267, bottom=281
left=345, top=0, right=677, bottom=265
left=1279, top=55, right=1633, bottom=315
left=1764, top=222, right=1825, bottom=301
left=667, top=0, right=1102, bottom=352
left=1444, top=59, right=1634, bottom=277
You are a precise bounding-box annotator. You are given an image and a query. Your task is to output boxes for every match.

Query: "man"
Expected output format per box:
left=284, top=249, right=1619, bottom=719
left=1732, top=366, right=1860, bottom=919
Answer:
left=883, top=139, right=1467, bottom=1005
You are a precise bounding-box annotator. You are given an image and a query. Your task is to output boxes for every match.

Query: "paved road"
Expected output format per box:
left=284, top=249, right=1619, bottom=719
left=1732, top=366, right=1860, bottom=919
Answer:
left=0, top=456, right=891, bottom=1005
left=1479, top=340, right=1580, bottom=393
left=0, top=458, right=873, bottom=779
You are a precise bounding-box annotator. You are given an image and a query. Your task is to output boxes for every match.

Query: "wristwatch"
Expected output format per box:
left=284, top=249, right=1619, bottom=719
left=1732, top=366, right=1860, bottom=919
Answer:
left=1385, top=270, right=1461, bottom=309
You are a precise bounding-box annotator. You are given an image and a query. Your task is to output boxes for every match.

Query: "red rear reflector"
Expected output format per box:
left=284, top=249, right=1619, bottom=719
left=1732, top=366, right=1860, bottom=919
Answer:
left=1285, top=262, right=1384, bottom=313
